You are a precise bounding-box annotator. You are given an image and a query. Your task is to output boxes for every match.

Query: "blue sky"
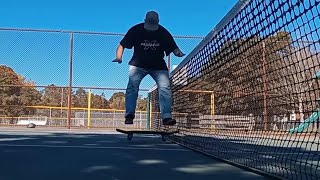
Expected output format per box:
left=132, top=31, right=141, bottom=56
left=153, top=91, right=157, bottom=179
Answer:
left=0, top=0, right=238, bottom=36
left=0, top=0, right=239, bottom=97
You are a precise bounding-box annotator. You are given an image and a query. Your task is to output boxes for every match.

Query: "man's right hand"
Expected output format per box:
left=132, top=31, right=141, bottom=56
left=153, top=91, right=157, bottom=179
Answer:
left=112, top=58, right=122, bottom=64
left=173, top=48, right=186, bottom=57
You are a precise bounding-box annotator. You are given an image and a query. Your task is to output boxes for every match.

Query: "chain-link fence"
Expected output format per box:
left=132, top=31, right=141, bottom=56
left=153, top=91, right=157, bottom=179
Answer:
left=0, top=27, right=203, bottom=129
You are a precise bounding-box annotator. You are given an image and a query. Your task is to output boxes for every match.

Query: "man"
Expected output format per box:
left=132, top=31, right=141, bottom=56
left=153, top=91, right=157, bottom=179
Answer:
left=113, top=10, right=185, bottom=125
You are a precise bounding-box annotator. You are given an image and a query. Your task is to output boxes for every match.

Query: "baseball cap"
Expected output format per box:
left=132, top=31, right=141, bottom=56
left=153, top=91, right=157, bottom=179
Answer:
left=144, top=11, right=159, bottom=31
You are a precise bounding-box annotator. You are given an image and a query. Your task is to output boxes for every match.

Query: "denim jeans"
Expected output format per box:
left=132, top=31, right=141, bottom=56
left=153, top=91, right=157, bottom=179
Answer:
left=125, top=65, right=172, bottom=120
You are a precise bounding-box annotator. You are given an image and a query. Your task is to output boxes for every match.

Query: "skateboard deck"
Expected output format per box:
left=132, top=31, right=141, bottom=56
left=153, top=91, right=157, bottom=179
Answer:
left=116, top=128, right=179, bottom=141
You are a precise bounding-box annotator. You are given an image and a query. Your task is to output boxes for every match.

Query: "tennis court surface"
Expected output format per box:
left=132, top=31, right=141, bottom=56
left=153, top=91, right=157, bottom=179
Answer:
left=0, top=128, right=265, bottom=180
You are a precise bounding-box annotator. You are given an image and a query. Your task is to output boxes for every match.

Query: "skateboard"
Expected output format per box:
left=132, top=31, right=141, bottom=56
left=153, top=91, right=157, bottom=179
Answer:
left=116, top=128, right=179, bottom=141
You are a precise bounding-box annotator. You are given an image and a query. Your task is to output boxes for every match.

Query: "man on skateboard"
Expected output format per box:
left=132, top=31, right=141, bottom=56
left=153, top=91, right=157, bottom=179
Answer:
left=112, top=10, right=185, bottom=126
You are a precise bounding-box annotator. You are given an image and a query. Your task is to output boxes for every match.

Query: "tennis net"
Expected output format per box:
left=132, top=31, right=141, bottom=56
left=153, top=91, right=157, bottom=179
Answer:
left=150, top=0, right=320, bottom=179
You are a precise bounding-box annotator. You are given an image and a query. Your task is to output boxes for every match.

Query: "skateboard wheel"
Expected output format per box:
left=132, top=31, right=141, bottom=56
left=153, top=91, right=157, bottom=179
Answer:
left=127, top=133, right=133, bottom=141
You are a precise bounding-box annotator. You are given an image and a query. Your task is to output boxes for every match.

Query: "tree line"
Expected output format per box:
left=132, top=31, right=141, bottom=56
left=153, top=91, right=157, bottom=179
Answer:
left=0, top=65, right=148, bottom=119
left=167, top=31, right=320, bottom=127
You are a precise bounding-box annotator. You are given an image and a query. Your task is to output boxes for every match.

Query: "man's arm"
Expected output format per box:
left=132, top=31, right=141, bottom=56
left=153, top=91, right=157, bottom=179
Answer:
left=116, top=44, right=125, bottom=60
left=113, top=25, right=135, bottom=64
left=163, top=28, right=185, bottom=57
left=112, top=44, right=125, bottom=64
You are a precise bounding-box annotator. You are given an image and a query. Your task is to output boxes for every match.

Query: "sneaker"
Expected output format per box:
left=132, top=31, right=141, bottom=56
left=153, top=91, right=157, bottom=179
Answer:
left=125, top=115, right=134, bottom=124
left=162, top=118, right=176, bottom=125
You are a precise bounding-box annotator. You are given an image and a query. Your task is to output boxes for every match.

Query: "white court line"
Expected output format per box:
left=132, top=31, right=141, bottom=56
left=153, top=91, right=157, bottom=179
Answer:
left=0, top=143, right=191, bottom=151
left=207, top=151, right=310, bottom=155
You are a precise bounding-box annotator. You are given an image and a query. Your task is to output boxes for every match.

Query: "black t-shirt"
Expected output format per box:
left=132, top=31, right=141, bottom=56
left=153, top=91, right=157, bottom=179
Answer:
left=120, top=23, right=178, bottom=70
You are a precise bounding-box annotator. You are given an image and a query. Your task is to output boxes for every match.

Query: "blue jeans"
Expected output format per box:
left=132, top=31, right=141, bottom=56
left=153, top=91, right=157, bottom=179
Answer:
left=125, top=65, right=172, bottom=120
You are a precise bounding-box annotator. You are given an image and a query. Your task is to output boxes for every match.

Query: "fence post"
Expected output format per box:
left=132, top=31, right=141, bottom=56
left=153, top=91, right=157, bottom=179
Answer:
left=87, top=89, right=92, bottom=129
left=113, top=110, right=115, bottom=130
left=139, top=111, right=142, bottom=129
left=211, top=92, right=215, bottom=115
left=147, top=92, right=151, bottom=129
left=210, top=92, right=215, bottom=129
left=67, top=32, right=74, bottom=129
left=262, top=41, right=268, bottom=131
left=167, top=54, right=171, bottom=72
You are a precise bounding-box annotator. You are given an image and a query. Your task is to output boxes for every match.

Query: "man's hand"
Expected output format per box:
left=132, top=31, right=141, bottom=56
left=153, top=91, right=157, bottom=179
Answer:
left=112, top=58, right=122, bottom=64
left=173, top=48, right=186, bottom=57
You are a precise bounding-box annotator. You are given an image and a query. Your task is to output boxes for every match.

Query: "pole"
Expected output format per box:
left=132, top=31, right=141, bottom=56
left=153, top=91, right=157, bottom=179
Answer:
left=61, top=88, right=63, bottom=117
left=262, top=41, right=268, bottom=131
left=168, top=54, right=171, bottom=72
left=147, top=93, right=151, bottom=129
left=67, top=32, right=74, bottom=129
left=211, top=93, right=215, bottom=115
left=210, top=92, right=215, bottom=129
left=87, top=89, right=92, bottom=129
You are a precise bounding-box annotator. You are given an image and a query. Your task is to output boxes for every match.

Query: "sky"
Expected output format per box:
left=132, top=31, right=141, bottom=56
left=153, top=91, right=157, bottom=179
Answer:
left=0, top=0, right=239, bottom=98
left=0, top=0, right=239, bottom=35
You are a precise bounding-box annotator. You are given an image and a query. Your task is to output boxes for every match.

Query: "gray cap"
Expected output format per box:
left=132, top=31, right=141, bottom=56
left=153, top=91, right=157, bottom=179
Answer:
left=144, top=11, right=159, bottom=31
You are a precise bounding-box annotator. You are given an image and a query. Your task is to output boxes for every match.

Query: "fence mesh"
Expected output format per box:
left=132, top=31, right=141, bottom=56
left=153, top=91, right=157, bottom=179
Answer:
left=150, top=0, right=320, bottom=179
left=0, top=28, right=202, bottom=129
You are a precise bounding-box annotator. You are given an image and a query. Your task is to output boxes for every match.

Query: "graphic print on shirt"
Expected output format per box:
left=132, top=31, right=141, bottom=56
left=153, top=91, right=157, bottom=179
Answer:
left=140, top=40, right=160, bottom=50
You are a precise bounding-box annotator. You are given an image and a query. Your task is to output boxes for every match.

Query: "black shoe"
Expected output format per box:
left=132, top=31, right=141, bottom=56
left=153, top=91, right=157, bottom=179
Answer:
left=125, top=115, right=134, bottom=124
left=163, top=118, right=176, bottom=125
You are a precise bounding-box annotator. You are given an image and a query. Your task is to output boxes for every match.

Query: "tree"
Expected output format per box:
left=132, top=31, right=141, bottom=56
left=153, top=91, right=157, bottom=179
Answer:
left=73, top=88, right=87, bottom=108
left=267, top=34, right=320, bottom=121
left=18, top=76, right=42, bottom=115
left=41, top=84, right=69, bottom=117
left=137, top=95, right=148, bottom=111
left=0, top=65, right=23, bottom=123
left=92, top=93, right=109, bottom=109
left=109, top=92, right=125, bottom=110
left=170, top=30, right=320, bottom=130
left=42, top=84, right=63, bottom=106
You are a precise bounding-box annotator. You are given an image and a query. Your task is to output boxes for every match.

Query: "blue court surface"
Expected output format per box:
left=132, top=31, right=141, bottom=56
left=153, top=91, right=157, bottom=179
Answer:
left=0, top=128, right=266, bottom=180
